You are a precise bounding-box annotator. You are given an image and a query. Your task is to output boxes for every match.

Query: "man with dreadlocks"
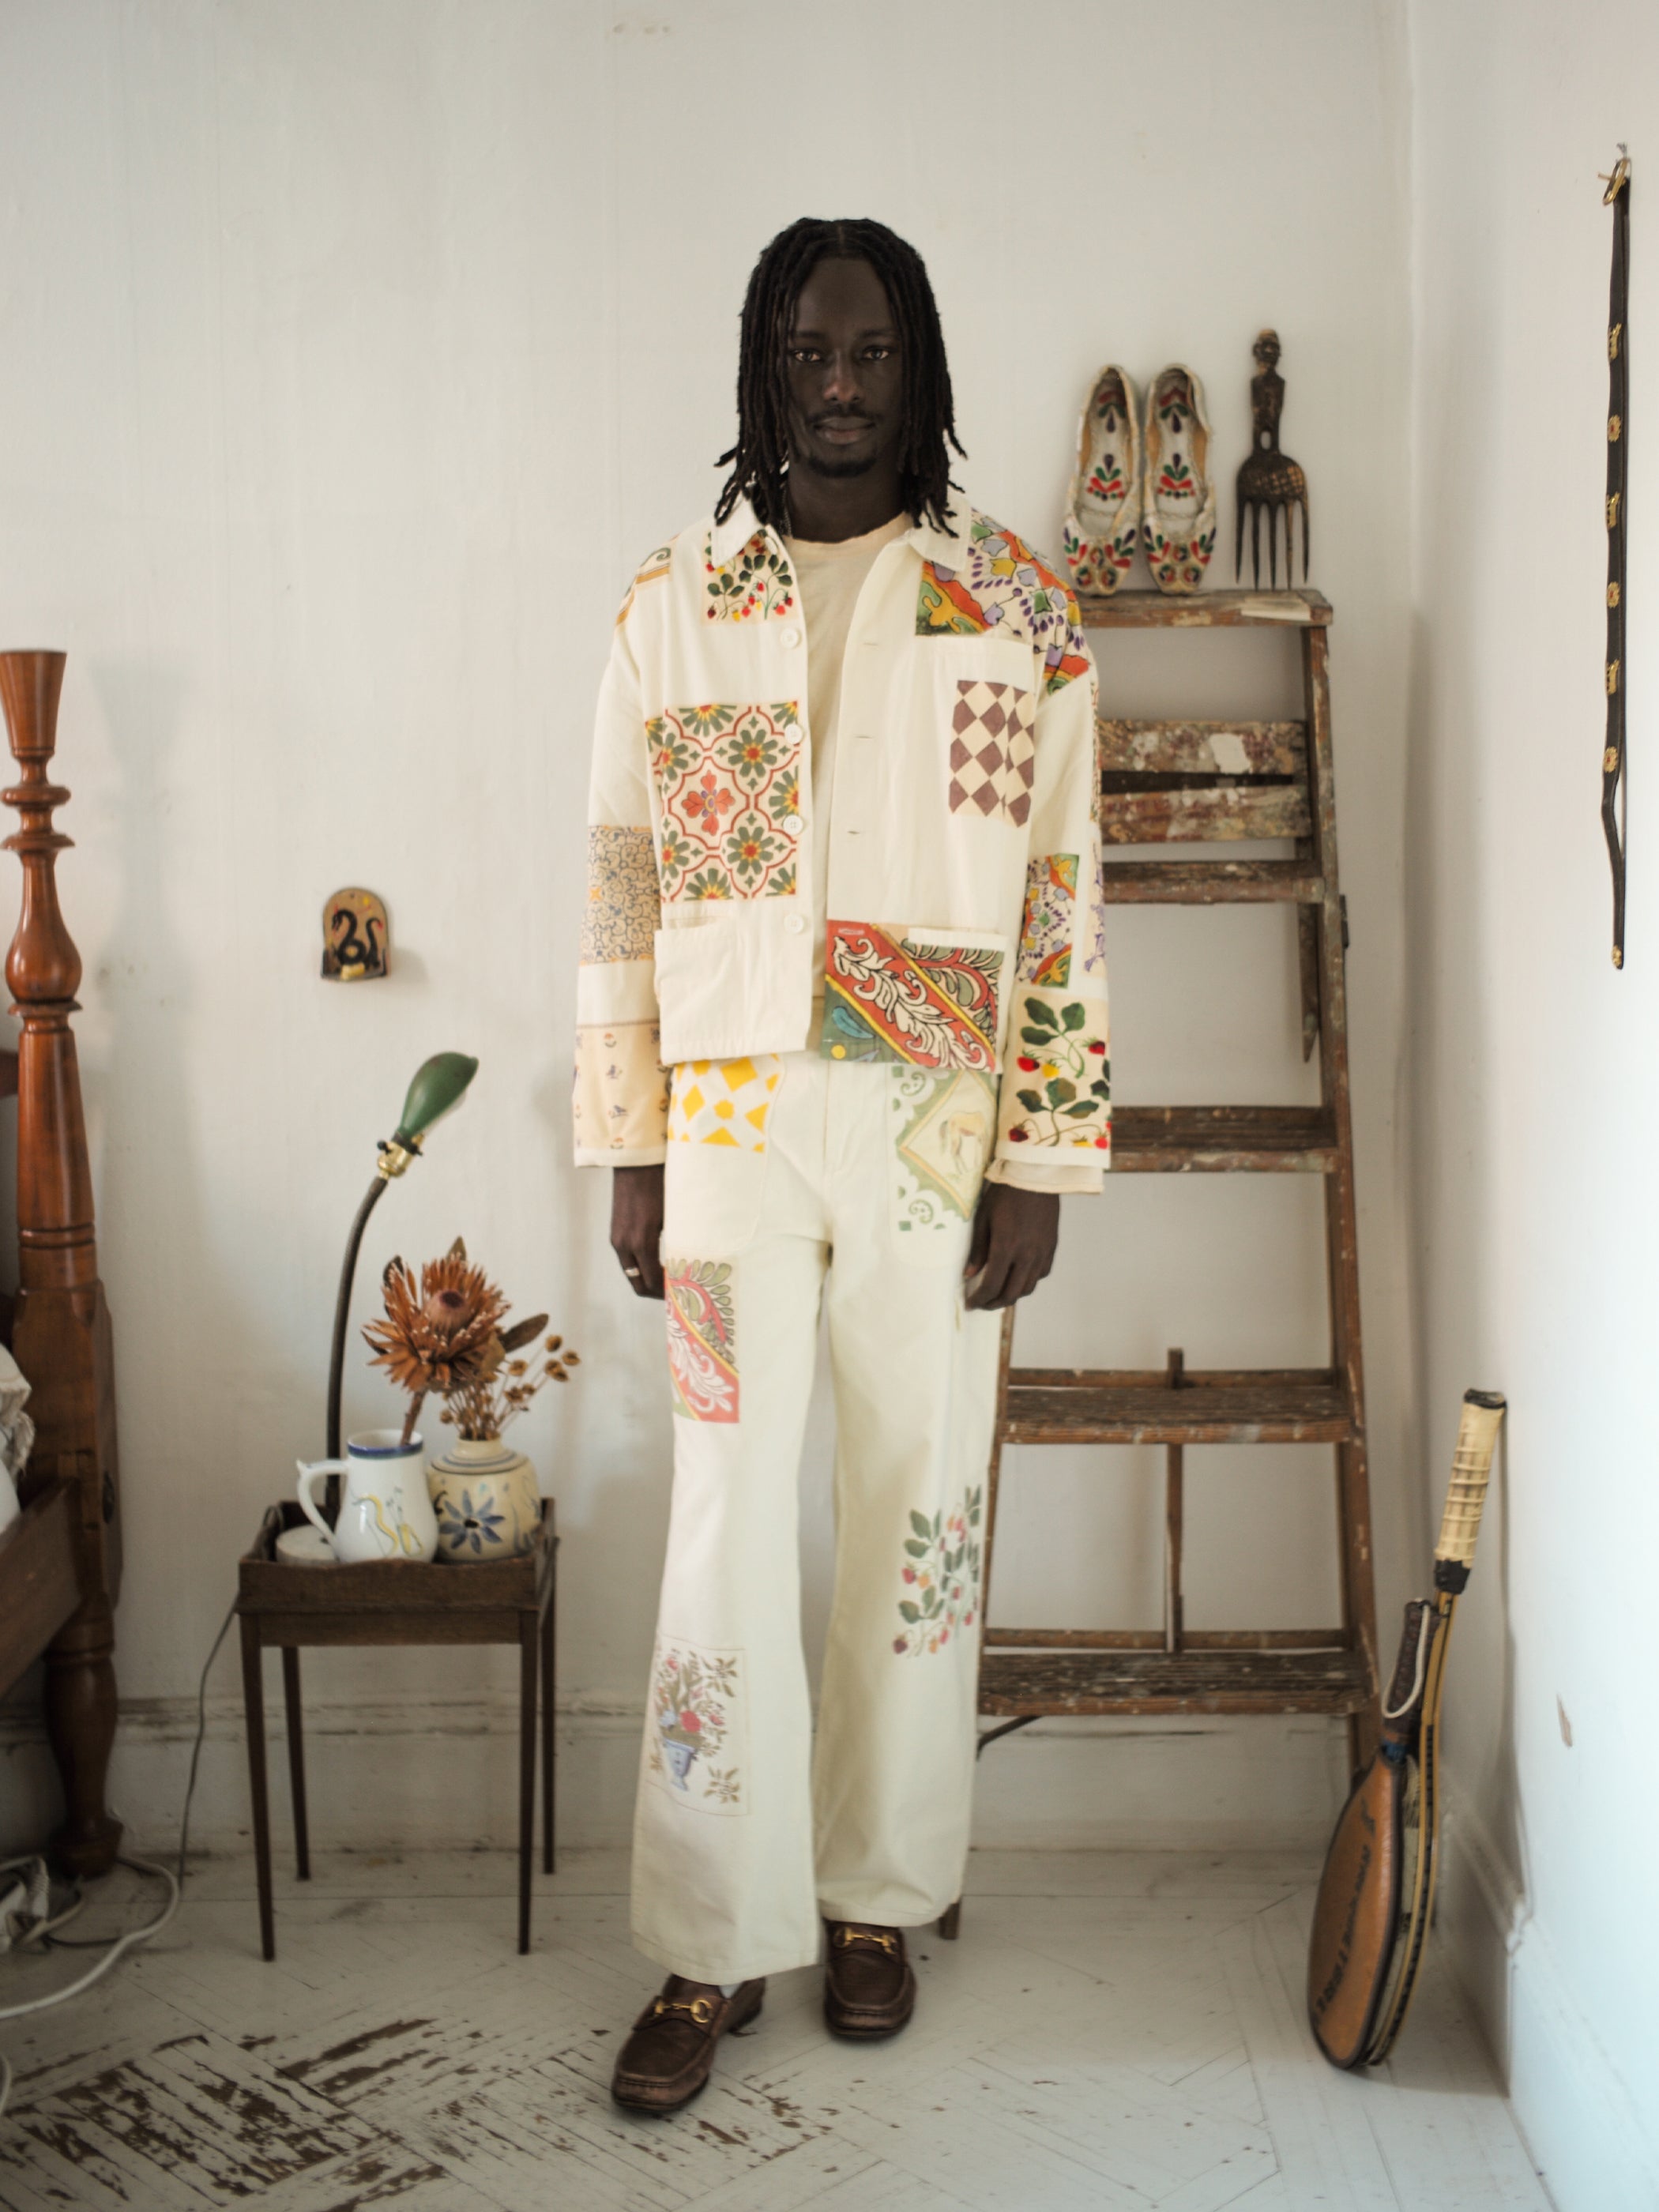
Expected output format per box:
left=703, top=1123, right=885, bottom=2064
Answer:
left=575, top=217, right=1109, bottom=2112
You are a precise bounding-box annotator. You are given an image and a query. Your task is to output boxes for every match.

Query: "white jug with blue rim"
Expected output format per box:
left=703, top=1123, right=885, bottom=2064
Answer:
left=295, top=1428, right=439, bottom=1563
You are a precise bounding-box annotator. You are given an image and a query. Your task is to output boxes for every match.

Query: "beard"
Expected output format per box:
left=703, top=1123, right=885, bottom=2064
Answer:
left=796, top=444, right=880, bottom=481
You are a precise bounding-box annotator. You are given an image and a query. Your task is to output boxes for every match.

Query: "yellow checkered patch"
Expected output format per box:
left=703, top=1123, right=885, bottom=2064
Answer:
left=668, top=1055, right=782, bottom=1152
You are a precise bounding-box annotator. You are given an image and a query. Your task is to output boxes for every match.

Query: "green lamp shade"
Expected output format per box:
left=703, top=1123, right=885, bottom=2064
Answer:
left=393, top=1051, right=479, bottom=1146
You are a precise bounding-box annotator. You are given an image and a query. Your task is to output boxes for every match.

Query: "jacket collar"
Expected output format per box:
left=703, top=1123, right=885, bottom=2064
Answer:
left=706, top=492, right=972, bottom=571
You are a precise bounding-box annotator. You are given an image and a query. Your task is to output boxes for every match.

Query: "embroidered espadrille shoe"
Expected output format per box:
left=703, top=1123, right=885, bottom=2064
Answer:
left=1063, top=365, right=1142, bottom=596
left=1142, top=365, right=1217, bottom=595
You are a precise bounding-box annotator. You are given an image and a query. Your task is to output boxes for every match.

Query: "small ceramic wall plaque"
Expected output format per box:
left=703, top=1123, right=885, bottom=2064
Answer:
left=322, top=887, right=389, bottom=981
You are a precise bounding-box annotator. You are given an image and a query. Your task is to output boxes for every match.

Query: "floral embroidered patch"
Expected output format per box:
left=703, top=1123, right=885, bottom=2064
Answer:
left=702, top=530, right=796, bottom=623
left=916, top=513, right=1091, bottom=694
left=664, top=1257, right=739, bottom=1422
left=949, top=680, right=1036, bottom=825
left=572, top=1022, right=671, bottom=1153
left=668, top=1055, right=782, bottom=1151
left=646, top=1637, right=746, bottom=1813
left=580, top=825, right=659, bottom=965
left=1018, top=853, right=1079, bottom=987
left=821, top=924, right=1002, bottom=1073
left=891, top=1067, right=995, bottom=1236
left=648, top=703, right=803, bottom=903
left=1006, top=992, right=1111, bottom=1155
left=615, top=542, right=674, bottom=627
left=893, top=1489, right=983, bottom=1656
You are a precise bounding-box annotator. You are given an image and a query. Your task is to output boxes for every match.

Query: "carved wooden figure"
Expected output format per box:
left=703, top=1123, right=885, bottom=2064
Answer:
left=322, top=886, right=389, bottom=981
left=1235, top=329, right=1310, bottom=588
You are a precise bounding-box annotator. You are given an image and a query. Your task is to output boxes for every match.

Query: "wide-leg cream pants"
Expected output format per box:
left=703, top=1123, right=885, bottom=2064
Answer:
left=630, top=1046, right=1003, bottom=1984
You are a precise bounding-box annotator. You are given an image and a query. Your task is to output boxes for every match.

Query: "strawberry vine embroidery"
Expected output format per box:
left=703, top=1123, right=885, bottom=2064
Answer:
left=1008, top=995, right=1110, bottom=1149
left=893, top=1488, right=983, bottom=1655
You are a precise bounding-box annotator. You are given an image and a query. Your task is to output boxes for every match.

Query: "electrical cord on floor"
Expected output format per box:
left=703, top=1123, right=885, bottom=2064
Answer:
left=0, top=1594, right=238, bottom=2121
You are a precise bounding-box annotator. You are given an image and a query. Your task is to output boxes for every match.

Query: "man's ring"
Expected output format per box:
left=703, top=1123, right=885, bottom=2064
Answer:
left=624, top=1266, right=641, bottom=1278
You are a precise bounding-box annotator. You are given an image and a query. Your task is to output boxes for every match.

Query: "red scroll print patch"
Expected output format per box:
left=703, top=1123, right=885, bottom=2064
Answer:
left=949, top=681, right=1036, bottom=825
left=821, top=924, right=1002, bottom=1072
left=665, top=1258, right=739, bottom=1423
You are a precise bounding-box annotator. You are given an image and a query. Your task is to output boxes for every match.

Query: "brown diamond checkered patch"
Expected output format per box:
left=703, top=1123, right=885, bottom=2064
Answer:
left=949, top=680, right=1036, bottom=825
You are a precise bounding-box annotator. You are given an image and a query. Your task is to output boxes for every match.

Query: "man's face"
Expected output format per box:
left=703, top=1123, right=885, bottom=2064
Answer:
left=784, top=256, right=904, bottom=483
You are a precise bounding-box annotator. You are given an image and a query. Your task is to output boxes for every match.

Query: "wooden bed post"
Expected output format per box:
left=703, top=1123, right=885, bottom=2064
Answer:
left=0, top=652, right=122, bottom=1878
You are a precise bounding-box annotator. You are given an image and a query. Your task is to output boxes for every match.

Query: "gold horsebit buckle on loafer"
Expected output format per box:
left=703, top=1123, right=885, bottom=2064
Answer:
left=651, top=1994, right=717, bottom=2026
left=833, top=1928, right=900, bottom=1954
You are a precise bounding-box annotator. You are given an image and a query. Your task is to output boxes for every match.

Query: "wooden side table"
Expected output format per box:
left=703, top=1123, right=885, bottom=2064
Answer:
left=237, top=1499, right=558, bottom=1959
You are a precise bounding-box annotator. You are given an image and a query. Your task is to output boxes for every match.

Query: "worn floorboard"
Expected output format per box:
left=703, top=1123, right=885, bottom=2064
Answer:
left=0, top=1849, right=1551, bottom=2211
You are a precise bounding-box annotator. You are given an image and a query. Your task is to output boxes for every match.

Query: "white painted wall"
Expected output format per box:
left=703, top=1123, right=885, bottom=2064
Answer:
left=1408, top=2, right=1659, bottom=2202
left=0, top=2, right=1413, bottom=1870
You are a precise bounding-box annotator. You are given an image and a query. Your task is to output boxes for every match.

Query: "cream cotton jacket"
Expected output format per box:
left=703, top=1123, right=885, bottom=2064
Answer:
left=574, top=496, right=1111, bottom=1192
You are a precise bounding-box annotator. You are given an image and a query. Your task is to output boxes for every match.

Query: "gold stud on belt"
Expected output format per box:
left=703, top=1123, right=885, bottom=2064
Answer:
left=652, top=1994, right=716, bottom=2026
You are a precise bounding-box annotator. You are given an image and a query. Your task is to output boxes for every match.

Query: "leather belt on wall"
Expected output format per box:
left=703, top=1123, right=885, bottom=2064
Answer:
left=1604, top=148, right=1631, bottom=969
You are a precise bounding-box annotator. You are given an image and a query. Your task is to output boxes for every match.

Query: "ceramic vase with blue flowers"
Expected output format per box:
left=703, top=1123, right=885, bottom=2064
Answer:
left=427, top=1436, right=540, bottom=1562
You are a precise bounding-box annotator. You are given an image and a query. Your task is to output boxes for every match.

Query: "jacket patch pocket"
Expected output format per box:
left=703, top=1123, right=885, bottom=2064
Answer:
left=647, top=703, right=802, bottom=903
left=949, top=679, right=1035, bottom=825
left=821, top=922, right=1003, bottom=1073
left=890, top=1066, right=995, bottom=1259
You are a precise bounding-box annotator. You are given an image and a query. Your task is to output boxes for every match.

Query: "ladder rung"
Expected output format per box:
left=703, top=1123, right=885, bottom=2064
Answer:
left=1076, top=588, right=1332, bottom=630
left=984, top=1627, right=1347, bottom=1651
left=1000, top=1369, right=1352, bottom=1446
left=1098, top=860, right=1324, bottom=903
left=1111, top=1106, right=1338, bottom=1172
left=978, top=1646, right=1370, bottom=1718
left=1097, top=718, right=1307, bottom=777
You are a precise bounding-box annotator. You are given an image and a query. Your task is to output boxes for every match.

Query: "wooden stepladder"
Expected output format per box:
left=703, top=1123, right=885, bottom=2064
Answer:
left=943, top=586, right=1378, bottom=1936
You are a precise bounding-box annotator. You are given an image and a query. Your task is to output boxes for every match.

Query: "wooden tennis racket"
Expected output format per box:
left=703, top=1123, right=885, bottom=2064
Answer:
left=1307, top=1387, right=1507, bottom=2068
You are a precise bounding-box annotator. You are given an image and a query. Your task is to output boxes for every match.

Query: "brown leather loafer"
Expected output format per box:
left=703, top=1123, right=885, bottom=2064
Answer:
left=611, top=1975, right=765, bottom=2113
left=823, top=1920, right=916, bottom=2039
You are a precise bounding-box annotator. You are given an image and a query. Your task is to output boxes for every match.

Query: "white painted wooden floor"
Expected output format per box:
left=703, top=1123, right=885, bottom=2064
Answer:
left=0, top=1848, right=1551, bottom=2211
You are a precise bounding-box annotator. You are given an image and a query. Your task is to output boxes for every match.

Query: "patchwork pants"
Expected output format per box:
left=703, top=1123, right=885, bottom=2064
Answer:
left=631, top=1044, right=1003, bottom=1984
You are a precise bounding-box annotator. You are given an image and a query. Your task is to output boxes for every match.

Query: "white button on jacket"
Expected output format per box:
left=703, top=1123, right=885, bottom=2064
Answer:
left=574, top=498, right=1112, bottom=1192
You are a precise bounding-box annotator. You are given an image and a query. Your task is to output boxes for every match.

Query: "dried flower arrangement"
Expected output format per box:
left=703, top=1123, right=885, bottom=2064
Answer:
left=363, top=1238, right=577, bottom=1446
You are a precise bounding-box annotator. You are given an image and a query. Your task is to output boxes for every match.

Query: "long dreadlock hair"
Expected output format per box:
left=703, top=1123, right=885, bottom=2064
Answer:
left=714, top=218, right=965, bottom=536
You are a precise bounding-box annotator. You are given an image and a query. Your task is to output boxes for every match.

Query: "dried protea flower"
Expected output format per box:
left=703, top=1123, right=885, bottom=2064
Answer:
left=363, top=1243, right=508, bottom=1401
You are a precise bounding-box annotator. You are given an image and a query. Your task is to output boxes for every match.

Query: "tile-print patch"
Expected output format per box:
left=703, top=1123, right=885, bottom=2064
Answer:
left=648, top=702, right=802, bottom=902
left=916, top=512, right=1092, bottom=694
left=579, top=824, right=658, bottom=965
left=573, top=1021, right=670, bottom=1153
left=668, top=1055, right=782, bottom=1152
left=645, top=1636, right=747, bottom=1812
left=949, top=680, right=1036, bottom=825
left=664, top=1256, right=739, bottom=1422
left=821, top=924, right=1002, bottom=1073
left=1018, top=852, right=1079, bottom=987
left=890, top=1066, right=995, bottom=1237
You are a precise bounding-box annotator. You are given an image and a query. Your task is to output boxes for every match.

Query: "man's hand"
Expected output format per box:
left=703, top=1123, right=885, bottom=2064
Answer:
left=965, top=1182, right=1060, bottom=1310
left=611, top=1164, right=666, bottom=1299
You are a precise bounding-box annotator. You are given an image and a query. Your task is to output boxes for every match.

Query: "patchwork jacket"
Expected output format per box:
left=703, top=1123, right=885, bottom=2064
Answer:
left=574, top=495, right=1111, bottom=1192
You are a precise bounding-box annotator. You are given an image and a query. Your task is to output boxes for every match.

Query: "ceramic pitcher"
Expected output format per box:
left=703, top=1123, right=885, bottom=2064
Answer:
left=295, top=1428, right=439, bottom=1563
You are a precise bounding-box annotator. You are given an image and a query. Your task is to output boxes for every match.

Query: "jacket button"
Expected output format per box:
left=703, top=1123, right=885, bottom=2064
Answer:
left=781, top=625, right=803, bottom=649
left=785, top=913, right=807, bottom=935
left=782, top=813, right=803, bottom=835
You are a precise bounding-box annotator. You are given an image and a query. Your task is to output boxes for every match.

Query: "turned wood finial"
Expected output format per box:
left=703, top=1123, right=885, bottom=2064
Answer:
left=0, top=650, right=81, bottom=1010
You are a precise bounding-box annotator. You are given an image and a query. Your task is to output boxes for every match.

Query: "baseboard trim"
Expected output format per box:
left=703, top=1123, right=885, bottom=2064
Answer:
left=1, top=1695, right=1351, bottom=1859
left=1440, top=1777, right=1659, bottom=2212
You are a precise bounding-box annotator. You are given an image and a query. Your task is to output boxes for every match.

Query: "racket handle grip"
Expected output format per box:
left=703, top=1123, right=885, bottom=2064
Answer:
left=1435, top=1389, right=1507, bottom=1576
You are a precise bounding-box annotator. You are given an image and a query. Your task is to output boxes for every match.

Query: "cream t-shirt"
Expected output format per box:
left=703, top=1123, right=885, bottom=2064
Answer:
left=782, top=511, right=911, bottom=990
